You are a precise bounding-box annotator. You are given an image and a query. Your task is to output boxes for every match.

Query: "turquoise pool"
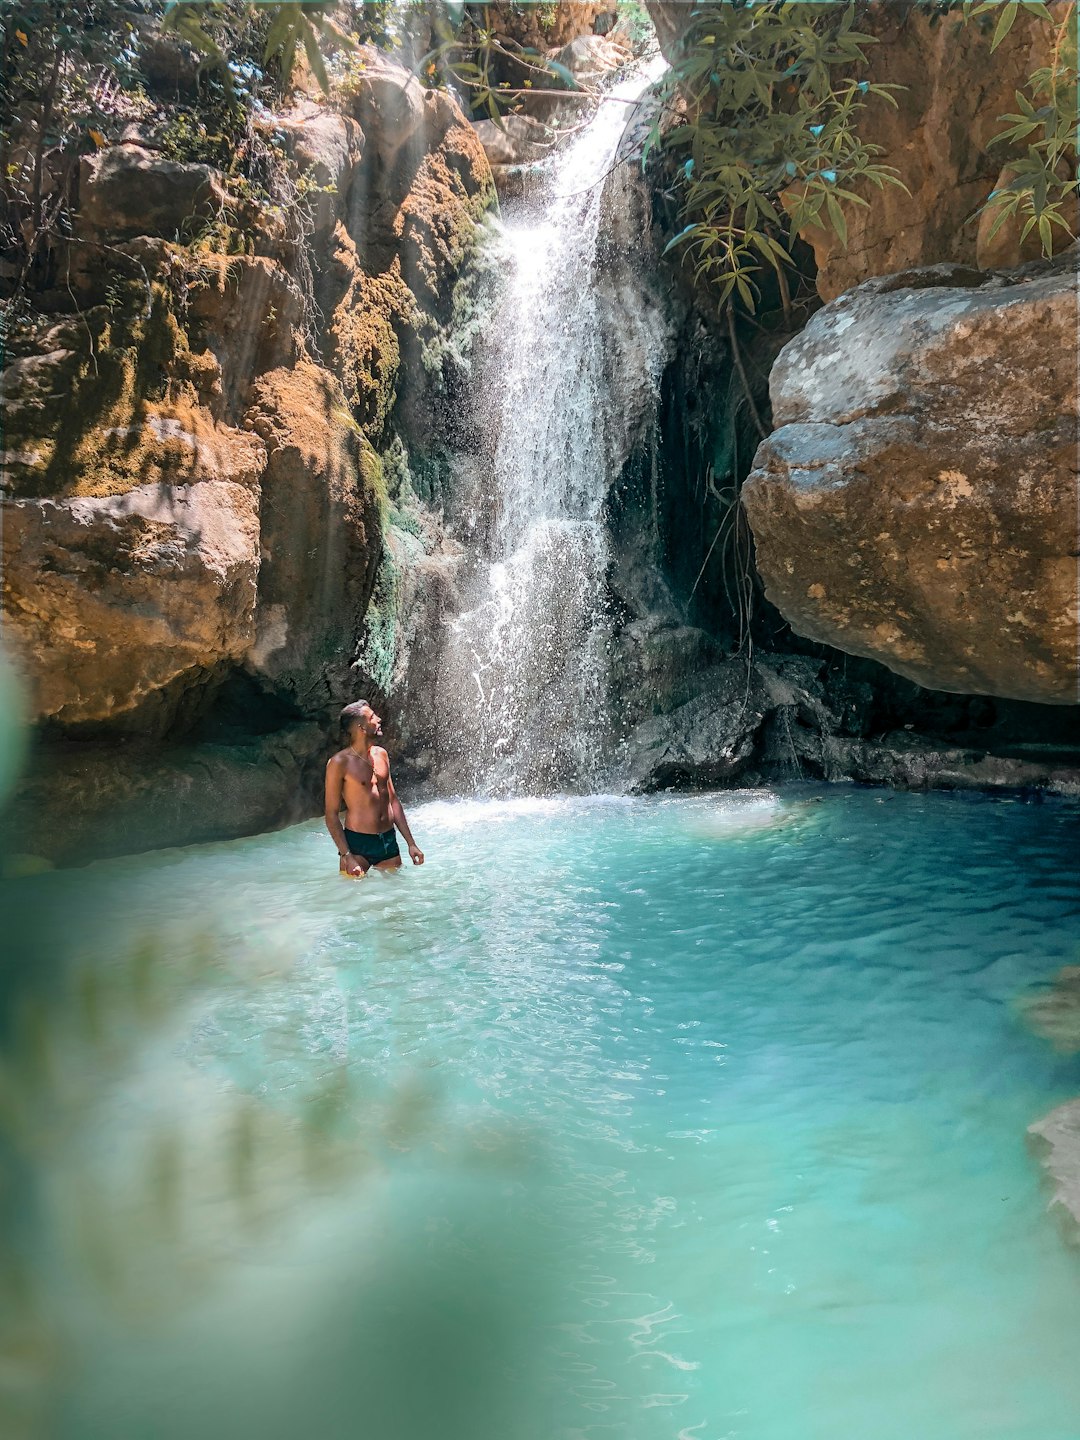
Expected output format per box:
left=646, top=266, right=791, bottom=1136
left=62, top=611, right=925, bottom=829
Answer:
left=5, top=788, right=1080, bottom=1439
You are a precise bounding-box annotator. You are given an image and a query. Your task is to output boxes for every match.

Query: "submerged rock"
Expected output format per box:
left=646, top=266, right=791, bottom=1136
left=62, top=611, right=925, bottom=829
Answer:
left=742, top=253, right=1080, bottom=707
left=1029, top=1100, right=1080, bottom=1245
left=810, top=733, right=1080, bottom=797
left=2, top=724, right=325, bottom=866
left=1018, top=968, right=1080, bottom=1054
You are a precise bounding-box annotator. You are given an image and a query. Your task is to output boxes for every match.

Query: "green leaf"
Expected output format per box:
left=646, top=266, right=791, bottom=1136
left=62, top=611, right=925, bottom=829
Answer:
left=734, top=271, right=756, bottom=309
left=987, top=197, right=1020, bottom=241
left=542, top=58, right=580, bottom=91
left=991, top=1, right=1020, bottom=52
left=302, top=22, right=329, bottom=95
left=663, top=224, right=701, bottom=255
left=825, top=192, right=848, bottom=248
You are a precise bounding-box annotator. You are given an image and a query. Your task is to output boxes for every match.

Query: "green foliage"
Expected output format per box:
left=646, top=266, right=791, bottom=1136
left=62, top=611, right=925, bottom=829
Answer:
left=972, top=1, right=1078, bottom=256
left=0, top=0, right=350, bottom=295
left=655, top=0, right=1077, bottom=314
left=963, top=0, right=1053, bottom=52
left=0, top=0, right=156, bottom=283
left=413, top=6, right=583, bottom=122
left=160, top=0, right=354, bottom=96
left=651, top=2, right=905, bottom=312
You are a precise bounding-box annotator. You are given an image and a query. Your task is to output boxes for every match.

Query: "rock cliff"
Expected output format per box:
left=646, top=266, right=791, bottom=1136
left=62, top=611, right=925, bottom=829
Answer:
left=1, top=42, right=495, bottom=861
left=646, top=1, right=1065, bottom=297
left=636, top=0, right=1078, bottom=791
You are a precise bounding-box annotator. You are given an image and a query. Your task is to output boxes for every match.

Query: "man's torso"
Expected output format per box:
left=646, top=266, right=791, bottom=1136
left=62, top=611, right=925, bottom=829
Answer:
left=338, top=747, right=392, bottom=834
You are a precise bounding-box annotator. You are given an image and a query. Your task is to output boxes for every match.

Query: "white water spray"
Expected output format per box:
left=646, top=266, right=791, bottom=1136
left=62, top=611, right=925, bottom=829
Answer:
left=442, top=59, right=667, bottom=794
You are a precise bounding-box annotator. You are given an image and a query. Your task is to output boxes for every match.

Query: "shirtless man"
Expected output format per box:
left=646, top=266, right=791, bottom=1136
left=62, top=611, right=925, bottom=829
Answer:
left=324, top=699, right=424, bottom=877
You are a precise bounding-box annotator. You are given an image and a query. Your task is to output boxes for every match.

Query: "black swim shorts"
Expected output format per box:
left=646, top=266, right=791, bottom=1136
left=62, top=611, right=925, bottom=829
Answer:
left=343, top=827, right=401, bottom=866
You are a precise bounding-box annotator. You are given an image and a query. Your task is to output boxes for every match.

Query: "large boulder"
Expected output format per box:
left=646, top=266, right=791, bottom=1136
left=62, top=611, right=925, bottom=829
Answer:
left=742, top=255, right=1079, bottom=706
left=1, top=476, right=261, bottom=729
left=78, top=145, right=231, bottom=241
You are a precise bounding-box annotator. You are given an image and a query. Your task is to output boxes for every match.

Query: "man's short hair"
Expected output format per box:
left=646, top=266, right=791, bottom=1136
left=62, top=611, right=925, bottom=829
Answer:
left=339, top=699, right=371, bottom=736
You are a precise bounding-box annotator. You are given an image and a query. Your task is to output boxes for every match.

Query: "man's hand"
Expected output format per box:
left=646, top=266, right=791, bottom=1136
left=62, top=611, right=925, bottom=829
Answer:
left=340, top=851, right=366, bottom=879
left=408, top=844, right=425, bottom=866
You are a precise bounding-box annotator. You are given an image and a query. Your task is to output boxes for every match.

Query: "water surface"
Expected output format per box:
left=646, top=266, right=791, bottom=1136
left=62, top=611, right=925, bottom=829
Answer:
left=5, top=788, right=1080, bottom=1440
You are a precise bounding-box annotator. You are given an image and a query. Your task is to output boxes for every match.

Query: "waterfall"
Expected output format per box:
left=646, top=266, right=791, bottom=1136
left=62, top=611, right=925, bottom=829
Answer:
left=439, top=59, right=667, bottom=796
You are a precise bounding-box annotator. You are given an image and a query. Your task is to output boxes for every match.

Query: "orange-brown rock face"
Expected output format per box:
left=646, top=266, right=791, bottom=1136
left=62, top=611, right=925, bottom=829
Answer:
left=742, top=255, right=1080, bottom=706
left=486, top=1, right=613, bottom=53
left=1, top=52, right=495, bottom=757
left=645, top=1, right=1066, bottom=300
left=795, top=4, right=1062, bottom=301
left=2, top=476, right=262, bottom=728
left=243, top=361, right=384, bottom=709
left=324, top=52, right=496, bottom=438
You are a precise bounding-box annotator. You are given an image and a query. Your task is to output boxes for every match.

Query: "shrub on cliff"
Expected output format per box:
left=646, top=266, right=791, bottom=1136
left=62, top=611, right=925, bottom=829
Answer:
left=650, top=0, right=1077, bottom=315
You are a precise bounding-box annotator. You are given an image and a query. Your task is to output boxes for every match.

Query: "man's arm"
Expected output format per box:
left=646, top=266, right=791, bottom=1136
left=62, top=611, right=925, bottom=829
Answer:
left=325, top=756, right=364, bottom=876
left=386, top=765, right=424, bottom=865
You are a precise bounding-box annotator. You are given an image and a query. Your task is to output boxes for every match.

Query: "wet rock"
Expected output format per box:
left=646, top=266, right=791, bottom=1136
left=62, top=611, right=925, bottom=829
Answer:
left=1, top=724, right=325, bottom=866
left=243, top=361, right=383, bottom=711
left=472, top=115, right=554, bottom=168
left=78, top=145, right=230, bottom=241
left=2, top=477, right=261, bottom=729
left=742, top=253, right=1080, bottom=706
left=626, top=658, right=770, bottom=790
left=1029, top=1100, right=1080, bottom=1245
left=624, top=648, right=1080, bottom=796
left=811, top=733, right=1080, bottom=797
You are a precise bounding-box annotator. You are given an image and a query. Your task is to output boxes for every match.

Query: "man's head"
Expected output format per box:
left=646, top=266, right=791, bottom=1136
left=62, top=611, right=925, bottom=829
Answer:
left=339, top=699, right=383, bottom=744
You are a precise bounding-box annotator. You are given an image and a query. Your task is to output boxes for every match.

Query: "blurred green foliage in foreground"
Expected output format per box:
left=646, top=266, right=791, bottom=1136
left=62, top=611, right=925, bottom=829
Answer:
left=0, top=651, right=568, bottom=1440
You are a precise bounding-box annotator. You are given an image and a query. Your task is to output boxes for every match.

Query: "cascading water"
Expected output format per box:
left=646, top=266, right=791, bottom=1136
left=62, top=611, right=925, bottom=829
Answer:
left=439, top=59, right=667, bottom=796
